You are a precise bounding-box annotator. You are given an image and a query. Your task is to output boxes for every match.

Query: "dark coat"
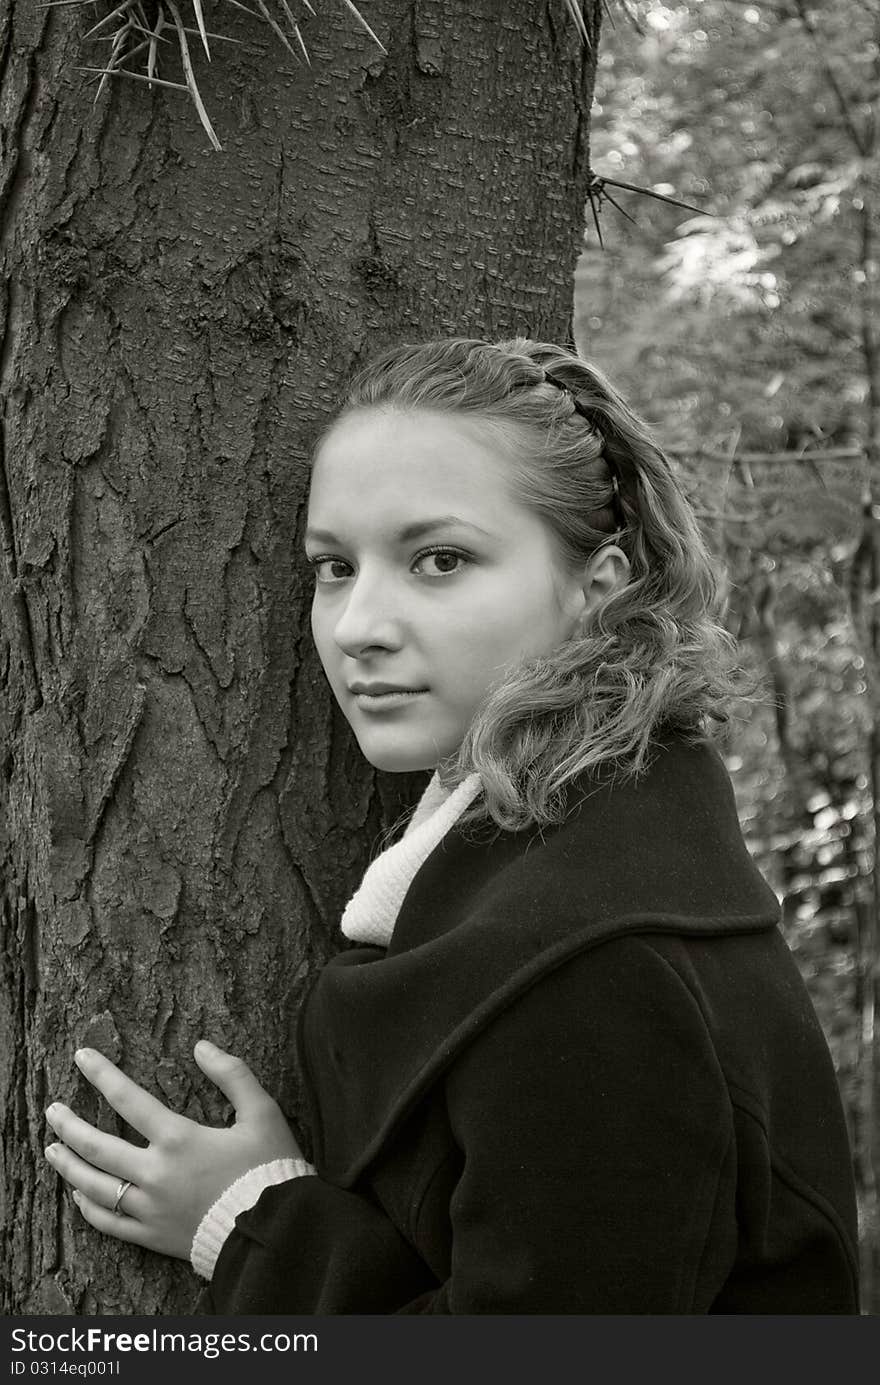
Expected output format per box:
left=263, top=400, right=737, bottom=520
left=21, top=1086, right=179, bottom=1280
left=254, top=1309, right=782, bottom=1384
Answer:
left=198, top=732, right=859, bottom=1314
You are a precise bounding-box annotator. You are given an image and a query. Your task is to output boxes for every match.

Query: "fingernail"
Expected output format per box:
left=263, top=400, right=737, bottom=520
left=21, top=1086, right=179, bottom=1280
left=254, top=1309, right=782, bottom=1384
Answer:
left=44, top=1144, right=57, bottom=1159
left=45, top=1103, right=60, bottom=1119
left=72, top=1190, right=81, bottom=1204
left=74, top=1048, right=96, bottom=1066
left=196, top=1040, right=218, bottom=1054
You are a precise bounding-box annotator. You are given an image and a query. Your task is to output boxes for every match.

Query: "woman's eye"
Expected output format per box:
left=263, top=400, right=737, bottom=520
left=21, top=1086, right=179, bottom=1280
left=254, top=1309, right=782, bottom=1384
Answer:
left=413, top=547, right=468, bottom=577
left=306, top=548, right=468, bottom=584
left=308, top=558, right=351, bottom=584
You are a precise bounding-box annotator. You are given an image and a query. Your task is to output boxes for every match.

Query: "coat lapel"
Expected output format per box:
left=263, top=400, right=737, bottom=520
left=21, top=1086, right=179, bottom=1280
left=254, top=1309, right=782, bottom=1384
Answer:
left=297, top=732, right=781, bottom=1186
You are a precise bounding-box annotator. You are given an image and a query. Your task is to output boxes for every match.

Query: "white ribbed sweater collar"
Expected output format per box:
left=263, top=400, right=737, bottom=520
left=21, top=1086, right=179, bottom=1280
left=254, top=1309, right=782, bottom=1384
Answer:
left=340, top=771, right=483, bottom=948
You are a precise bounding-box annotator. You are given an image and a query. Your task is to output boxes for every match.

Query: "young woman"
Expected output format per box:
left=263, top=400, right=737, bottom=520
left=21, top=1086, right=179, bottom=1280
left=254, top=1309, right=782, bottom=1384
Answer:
left=44, top=337, right=859, bottom=1313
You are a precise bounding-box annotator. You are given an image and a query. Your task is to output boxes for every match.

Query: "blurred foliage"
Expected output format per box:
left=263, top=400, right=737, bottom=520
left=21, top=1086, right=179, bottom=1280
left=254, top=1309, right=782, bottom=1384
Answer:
left=574, top=0, right=880, bottom=1303
left=580, top=0, right=874, bottom=476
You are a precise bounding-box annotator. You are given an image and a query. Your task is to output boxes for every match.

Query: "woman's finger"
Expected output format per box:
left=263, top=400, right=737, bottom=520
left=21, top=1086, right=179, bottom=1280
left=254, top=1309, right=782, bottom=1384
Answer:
left=45, top=1142, right=146, bottom=1221
left=45, top=1103, right=144, bottom=1181
left=194, top=1041, right=274, bottom=1120
left=73, top=1048, right=180, bottom=1142
left=70, top=1190, right=150, bottom=1246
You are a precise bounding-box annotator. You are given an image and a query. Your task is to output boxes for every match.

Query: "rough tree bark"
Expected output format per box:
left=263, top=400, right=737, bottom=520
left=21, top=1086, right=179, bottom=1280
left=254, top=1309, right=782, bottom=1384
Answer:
left=0, top=0, right=602, bottom=1314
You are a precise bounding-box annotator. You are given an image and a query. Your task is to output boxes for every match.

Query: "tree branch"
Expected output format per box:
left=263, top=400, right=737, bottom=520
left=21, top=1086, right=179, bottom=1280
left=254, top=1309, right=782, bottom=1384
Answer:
left=791, top=0, right=869, bottom=156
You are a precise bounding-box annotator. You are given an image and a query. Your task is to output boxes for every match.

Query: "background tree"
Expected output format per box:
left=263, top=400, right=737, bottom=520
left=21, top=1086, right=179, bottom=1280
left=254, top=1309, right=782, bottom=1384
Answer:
left=0, top=0, right=602, bottom=1314
left=574, top=0, right=879, bottom=1309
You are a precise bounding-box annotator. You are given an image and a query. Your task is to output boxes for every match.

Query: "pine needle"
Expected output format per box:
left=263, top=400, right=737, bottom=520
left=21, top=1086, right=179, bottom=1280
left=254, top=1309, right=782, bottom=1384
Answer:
left=337, top=0, right=387, bottom=56
left=598, top=174, right=706, bottom=217
left=562, top=0, right=591, bottom=50
left=277, top=0, right=311, bottom=65
left=291, top=22, right=310, bottom=64
left=146, top=4, right=165, bottom=82
left=253, top=0, right=301, bottom=63
left=121, top=17, right=242, bottom=46
left=109, top=33, right=153, bottom=62
left=93, top=20, right=131, bottom=101
left=600, top=185, right=639, bottom=226
left=75, top=65, right=189, bottom=90
left=76, top=0, right=593, bottom=155
left=82, top=0, right=133, bottom=40
left=615, top=0, right=645, bottom=35
left=103, top=18, right=170, bottom=42
left=191, top=0, right=210, bottom=61
left=148, top=36, right=158, bottom=79
left=587, top=186, right=605, bottom=249
left=166, top=0, right=222, bottom=149
left=183, top=24, right=243, bottom=43
left=217, top=0, right=266, bottom=20
left=276, top=0, right=298, bottom=34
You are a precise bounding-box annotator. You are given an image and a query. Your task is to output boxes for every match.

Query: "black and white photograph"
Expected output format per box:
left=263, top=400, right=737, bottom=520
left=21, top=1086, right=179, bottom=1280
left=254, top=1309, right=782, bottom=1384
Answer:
left=0, top=0, right=875, bottom=1340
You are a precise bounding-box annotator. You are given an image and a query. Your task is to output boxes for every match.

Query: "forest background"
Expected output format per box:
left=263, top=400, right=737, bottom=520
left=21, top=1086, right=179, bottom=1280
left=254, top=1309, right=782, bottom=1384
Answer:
left=1, top=0, right=877, bottom=1317
left=581, top=0, right=879, bottom=1308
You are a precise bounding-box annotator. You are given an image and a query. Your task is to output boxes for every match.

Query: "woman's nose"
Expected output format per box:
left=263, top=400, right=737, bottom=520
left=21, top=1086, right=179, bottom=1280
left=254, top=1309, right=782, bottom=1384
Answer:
left=332, top=570, right=403, bottom=656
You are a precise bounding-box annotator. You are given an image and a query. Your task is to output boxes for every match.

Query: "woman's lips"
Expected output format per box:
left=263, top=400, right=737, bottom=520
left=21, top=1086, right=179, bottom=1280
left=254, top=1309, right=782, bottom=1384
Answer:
left=352, top=689, right=428, bottom=710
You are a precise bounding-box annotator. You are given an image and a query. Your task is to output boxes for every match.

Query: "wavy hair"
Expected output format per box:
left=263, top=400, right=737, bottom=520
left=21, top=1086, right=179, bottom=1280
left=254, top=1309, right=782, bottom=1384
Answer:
left=312, top=336, right=751, bottom=833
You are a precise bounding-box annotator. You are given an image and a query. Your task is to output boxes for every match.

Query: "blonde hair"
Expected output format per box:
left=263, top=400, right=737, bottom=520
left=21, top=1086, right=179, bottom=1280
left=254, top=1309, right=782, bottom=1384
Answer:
left=313, top=336, right=750, bottom=833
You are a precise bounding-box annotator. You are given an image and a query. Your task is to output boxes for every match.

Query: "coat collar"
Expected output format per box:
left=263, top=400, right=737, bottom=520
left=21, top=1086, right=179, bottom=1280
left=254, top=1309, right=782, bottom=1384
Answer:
left=297, top=730, right=781, bottom=1186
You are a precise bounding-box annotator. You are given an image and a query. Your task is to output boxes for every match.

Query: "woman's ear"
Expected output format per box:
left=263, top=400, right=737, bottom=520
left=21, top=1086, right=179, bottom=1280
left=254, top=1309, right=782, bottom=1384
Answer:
left=578, top=544, right=630, bottom=626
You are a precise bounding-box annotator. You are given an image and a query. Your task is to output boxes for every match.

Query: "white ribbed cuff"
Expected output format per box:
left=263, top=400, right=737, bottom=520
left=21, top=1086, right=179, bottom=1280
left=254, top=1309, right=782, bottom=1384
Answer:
left=190, top=1157, right=316, bottom=1280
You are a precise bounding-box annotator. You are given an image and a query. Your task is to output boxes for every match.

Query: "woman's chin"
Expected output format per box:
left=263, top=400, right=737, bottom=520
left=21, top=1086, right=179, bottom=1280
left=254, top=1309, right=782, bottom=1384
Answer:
left=353, top=730, right=458, bottom=774
left=360, top=746, right=440, bottom=773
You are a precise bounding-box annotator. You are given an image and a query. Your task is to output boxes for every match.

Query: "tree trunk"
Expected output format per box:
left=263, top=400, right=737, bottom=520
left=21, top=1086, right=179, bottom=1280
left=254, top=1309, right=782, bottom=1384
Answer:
left=0, top=0, right=601, bottom=1314
left=857, top=192, right=880, bottom=1315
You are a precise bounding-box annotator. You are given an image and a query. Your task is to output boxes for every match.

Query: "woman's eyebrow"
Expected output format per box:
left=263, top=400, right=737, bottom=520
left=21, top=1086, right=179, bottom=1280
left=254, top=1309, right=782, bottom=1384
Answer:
left=305, top=515, right=493, bottom=545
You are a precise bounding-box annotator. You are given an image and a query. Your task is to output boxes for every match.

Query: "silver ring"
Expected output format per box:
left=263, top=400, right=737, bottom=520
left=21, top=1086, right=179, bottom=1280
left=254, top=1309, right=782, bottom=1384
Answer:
left=112, top=1179, right=132, bottom=1216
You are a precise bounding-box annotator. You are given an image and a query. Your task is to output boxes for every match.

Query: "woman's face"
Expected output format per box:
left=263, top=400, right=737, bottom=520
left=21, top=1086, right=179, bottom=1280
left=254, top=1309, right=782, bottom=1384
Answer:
left=306, top=407, right=606, bottom=773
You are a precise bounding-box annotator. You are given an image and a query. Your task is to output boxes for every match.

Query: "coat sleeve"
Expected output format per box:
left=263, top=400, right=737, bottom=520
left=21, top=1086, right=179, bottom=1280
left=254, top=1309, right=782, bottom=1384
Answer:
left=198, top=937, right=737, bottom=1314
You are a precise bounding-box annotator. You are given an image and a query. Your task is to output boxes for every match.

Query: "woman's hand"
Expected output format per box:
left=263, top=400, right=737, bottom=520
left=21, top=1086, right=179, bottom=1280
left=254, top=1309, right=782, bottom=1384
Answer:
left=44, top=1040, right=303, bottom=1261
